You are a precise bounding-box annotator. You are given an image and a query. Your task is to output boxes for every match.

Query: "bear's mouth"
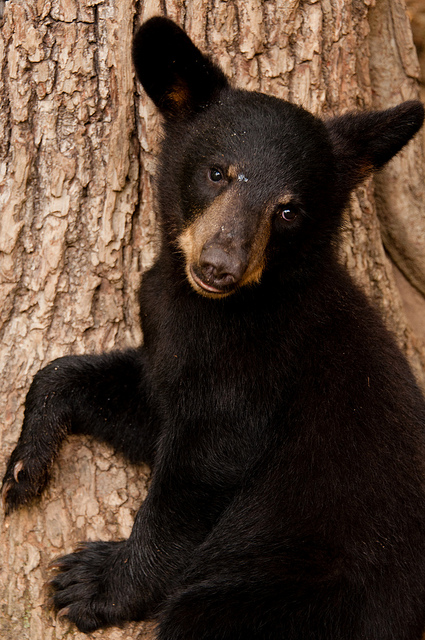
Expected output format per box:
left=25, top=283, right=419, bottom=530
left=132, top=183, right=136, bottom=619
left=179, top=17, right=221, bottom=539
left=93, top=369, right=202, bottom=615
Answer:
left=188, top=265, right=236, bottom=297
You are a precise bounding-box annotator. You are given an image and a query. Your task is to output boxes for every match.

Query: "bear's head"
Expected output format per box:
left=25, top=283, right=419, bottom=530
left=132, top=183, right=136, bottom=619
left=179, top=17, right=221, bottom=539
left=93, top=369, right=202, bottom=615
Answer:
left=133, top=17, right=424, bottom=298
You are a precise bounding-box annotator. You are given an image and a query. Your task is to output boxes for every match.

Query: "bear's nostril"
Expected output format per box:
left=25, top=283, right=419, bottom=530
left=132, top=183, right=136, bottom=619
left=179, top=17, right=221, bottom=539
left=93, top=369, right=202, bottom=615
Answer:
left=199, top=263, right=217, bottom=283
left=200, top=262, right=236, bottom=286
left=215, top=272, right=236, bottom=286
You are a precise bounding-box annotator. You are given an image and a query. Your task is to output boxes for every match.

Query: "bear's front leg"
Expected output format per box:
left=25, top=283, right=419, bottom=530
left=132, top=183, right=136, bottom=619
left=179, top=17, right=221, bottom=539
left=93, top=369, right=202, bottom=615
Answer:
left=49, top=447, right=239, bottom=632
left=50, top=540, right=143, bottom=633
left=49, top=499, right=182, bottom=631
left=2, top=348, right=158, bottom=513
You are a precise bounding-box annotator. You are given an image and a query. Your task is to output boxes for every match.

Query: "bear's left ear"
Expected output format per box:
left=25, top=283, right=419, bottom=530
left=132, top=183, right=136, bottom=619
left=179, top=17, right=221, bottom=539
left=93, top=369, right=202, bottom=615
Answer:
left=132, top=17, right=229, bottom=120
left=325, top=101, right=424, bottom=190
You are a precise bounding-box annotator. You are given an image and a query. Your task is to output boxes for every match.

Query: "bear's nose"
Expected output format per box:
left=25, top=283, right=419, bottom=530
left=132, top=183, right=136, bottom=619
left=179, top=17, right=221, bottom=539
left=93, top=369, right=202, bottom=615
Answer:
left=198, top=245, right=247, bottom=290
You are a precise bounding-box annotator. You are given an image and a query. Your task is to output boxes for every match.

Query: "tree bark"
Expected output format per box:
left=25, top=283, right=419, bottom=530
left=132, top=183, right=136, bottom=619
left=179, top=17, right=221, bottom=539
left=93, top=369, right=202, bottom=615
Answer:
left=0, top=1, right=424, bottom=638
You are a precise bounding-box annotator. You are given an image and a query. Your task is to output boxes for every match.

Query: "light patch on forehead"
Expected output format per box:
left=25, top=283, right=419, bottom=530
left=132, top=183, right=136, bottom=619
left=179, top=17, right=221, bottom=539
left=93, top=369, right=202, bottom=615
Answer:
left=227, top=165, right=249, bottom=184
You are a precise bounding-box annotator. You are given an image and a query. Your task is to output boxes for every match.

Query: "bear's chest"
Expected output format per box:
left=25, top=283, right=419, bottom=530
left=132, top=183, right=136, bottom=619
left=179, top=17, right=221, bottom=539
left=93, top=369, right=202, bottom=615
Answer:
left=151, top=333, right=279, bottom=492
left=140, top=266, right=299, bottom=456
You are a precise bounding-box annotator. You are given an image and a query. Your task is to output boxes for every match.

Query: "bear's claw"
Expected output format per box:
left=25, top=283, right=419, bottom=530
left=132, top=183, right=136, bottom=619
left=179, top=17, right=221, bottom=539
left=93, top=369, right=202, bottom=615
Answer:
left=13, top=460, right=24, bottom=483
left=1, top=480, right=13, bottom=512
left=1, top=448, right=50, bottom=514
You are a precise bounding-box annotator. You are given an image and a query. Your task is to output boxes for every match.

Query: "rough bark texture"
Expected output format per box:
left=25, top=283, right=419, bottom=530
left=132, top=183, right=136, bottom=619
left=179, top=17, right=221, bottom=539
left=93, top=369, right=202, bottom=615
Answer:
left=407, top=0, right=425, bottom=89
left=0, top=1, right=424, bottom=638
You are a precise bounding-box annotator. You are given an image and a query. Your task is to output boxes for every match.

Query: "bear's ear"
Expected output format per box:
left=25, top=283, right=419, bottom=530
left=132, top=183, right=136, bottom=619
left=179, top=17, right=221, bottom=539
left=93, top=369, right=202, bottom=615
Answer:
left=325, top=101, right=424, bottom=190
left=132, top=17, right=229, bottom=119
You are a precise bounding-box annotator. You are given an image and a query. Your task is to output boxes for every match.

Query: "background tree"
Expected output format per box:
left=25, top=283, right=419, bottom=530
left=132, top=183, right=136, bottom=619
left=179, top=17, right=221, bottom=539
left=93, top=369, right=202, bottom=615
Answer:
left=407, top=0, right=425, bottom=102
left=0, top=0, right=425, bottom=638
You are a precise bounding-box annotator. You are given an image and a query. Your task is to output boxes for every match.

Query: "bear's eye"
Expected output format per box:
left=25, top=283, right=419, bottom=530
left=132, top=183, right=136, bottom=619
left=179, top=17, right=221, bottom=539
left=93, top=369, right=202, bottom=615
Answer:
left=276, top=204, right=298, bottom=222
left=209, top=167, right=224, bottom=183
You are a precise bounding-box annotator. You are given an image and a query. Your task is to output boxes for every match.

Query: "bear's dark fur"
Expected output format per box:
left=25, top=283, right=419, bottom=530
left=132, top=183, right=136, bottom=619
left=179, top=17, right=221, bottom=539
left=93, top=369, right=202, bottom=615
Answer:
left=3, top=16, right=425, bottom=640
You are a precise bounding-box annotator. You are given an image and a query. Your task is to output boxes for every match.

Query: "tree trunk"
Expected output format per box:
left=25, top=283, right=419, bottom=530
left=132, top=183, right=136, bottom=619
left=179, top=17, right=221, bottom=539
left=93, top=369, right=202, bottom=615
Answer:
left=0, top=0, right=424, bottom=638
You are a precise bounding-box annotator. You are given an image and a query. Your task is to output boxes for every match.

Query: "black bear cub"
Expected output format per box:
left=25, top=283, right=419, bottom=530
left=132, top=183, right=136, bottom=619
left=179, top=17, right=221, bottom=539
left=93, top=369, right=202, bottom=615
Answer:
left=3, top=16, right=425, bottom=640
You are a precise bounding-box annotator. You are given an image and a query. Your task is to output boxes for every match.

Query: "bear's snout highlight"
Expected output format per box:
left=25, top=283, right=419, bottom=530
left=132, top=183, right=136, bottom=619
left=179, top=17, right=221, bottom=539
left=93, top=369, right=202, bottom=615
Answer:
left=178, top=191, right=272, bottom=297
left=191, top=240, right=249, bottom=293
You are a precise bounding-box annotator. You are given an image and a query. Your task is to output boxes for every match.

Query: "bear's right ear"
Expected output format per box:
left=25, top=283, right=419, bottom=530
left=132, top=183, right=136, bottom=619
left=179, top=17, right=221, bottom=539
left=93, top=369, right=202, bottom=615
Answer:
left=325, top=101, right=425, bottom=191
left=132, top=17, right=229, bottom=120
